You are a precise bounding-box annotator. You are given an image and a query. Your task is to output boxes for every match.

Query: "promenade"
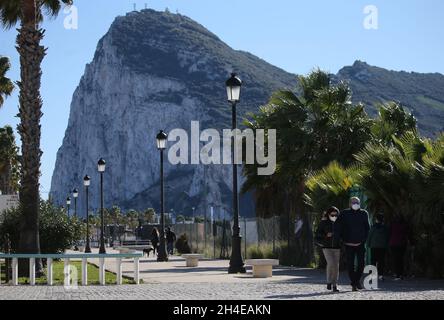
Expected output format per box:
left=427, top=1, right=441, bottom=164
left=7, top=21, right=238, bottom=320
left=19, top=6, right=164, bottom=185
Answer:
left=1, top=249, right=443, bottom=300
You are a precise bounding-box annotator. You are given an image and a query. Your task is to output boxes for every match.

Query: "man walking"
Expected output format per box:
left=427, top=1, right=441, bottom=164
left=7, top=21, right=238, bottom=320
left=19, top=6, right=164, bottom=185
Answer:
left=166, top=227, right=177, bottom=255
left=335, top=197, right=370, bottom=291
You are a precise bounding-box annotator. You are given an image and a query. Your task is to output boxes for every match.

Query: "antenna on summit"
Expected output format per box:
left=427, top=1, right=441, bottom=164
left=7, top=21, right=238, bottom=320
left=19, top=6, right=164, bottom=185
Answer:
left=133, top=3, right=136, bottom=11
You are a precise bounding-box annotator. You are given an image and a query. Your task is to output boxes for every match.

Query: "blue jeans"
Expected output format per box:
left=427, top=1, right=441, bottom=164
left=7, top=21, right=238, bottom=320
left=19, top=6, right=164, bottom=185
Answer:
left=345, top=244, right=366, bottom=286
left=167, top=242, right=174, bottom=255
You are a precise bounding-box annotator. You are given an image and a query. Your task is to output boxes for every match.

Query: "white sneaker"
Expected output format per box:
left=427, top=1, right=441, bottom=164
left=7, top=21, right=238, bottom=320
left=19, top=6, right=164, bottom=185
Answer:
left=378, top=276, right=384, bottom=281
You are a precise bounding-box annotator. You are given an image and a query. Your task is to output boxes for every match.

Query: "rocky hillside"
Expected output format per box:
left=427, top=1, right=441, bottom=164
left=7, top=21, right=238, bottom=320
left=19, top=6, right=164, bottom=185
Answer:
left=50, top=9, right=444, bottom=217
left=336, top=61, right=444, bottom=137
left=50, top=9, right=296, bottom=217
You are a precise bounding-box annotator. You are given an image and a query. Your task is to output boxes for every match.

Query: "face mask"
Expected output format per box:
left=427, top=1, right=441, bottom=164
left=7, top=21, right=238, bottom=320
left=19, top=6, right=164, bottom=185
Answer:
left=329, top=216, right=337, bottom=222
left=352, top=204, right=360, bottom=211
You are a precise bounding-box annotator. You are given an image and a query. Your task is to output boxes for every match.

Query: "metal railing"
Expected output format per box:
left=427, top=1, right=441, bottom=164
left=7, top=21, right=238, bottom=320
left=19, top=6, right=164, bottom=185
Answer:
left=0, top=253, right=143, bottom=286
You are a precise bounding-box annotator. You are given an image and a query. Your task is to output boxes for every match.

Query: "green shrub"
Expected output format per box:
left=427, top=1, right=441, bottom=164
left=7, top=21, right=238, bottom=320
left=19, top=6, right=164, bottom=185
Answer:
left=246, top=243, right=278, bottom=259
left=247, top=246, right=264, bottom=259
left=0, top=200, right=85, bottom=254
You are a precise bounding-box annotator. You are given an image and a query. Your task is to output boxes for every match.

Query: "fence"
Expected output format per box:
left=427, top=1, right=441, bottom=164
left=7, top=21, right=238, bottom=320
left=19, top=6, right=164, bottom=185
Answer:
left=168, top=215, right=315, bottom=266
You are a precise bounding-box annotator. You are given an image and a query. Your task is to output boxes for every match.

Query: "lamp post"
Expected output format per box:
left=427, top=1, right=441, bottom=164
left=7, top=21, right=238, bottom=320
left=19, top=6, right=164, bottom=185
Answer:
left=84, top=175, right=92, bottom=253
left=191, top=207, right=195, bottom=252
left=66, top=197, right=71, bottom=217
left=226, top=73, right=246, bottom=274
left=156, top=130, right=168, bottom=262
left=72, top=188, right=79, bottom=218
left=98, top=158, right=106, bottom=254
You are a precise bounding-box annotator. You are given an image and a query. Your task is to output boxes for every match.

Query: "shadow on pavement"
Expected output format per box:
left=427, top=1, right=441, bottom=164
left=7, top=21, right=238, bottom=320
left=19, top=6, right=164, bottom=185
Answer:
left=137, top=266, right=241, bottom=275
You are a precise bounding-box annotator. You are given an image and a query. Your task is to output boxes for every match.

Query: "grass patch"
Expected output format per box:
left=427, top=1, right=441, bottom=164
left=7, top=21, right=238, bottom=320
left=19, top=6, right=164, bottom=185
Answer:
left=1, top=261, right=136, bottom=285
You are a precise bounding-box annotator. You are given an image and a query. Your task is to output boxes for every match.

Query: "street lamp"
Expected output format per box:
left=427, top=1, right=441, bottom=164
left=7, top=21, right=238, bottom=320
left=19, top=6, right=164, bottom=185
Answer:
left=226, top=73, right=246, bottom=274
left=156, top=130, right=168, bottom=262
left=72, top=188, right=79, bottom=218
left=98, top=158, right=106, bottom=254
left=66, top=197, right=71, bottom=217
left=84, top=175, right=92, bottom=253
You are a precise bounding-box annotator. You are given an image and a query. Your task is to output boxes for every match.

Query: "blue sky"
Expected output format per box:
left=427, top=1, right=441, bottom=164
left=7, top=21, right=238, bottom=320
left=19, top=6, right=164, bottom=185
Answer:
left=0, top=0, right=443, bottom=197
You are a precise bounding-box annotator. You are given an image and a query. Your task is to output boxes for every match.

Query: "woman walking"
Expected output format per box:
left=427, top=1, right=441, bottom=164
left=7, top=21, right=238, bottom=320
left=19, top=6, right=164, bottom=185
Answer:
left=389, top=215, right=409, bottom=280
left=151, top=227, right=160, bottom=257
left=315, top=207, right=341, bottom=292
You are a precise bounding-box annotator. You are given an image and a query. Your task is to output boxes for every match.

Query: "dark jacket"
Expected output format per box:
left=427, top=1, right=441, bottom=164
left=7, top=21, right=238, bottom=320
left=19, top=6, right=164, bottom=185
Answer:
left=367, top=223, right=390, bottom=248
left=335, top=208, right=370, bottom=245
left=166, top=230, right=176, bottom=243
left=315, top=219, right=341, bottom=249
left=389, top=222, right=409, bottom=247
left=151, top=233, right=159, bottom=246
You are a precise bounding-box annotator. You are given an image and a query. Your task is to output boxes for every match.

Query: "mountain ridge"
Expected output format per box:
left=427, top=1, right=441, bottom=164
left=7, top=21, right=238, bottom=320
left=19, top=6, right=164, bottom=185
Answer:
left=50, top=9, right=444, bottom=216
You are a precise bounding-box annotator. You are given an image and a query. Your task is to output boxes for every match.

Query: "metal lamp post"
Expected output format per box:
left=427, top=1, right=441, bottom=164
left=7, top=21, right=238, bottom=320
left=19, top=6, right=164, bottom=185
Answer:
left=84, top=175, right=92, bottom=253
left=98, top=158, right=106, bottom=254
left=156, top=130, right=168, bottom=262
left=72, top=188, right=79, bottom=218
left=226, top=73, right=246, bottom=274
left=191, top=207, right=195, bottom=252
left=66, top=197, right=71, bottom=218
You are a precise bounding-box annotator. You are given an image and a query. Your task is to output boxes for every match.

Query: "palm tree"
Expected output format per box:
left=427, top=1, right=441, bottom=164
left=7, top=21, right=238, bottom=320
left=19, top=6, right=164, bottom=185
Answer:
left=0, top=126, right=20, bottom=195
left=0, top=0, right=73, bottom=272
left=304, top=161, right=360, bottom=215
left=242, top=70, right=373, bottom=266
left=0, top=56, right=14, bottom=108
left=125, top=210, right=139, bottom=233
left=371, top=102, right=417, bottom=144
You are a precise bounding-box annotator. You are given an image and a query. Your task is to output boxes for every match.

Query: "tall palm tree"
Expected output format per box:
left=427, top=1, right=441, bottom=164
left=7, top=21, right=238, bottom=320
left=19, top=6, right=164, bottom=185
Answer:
left=0, top=1, right=73, bottom=270
left=0, top=56, right=14, bottom=108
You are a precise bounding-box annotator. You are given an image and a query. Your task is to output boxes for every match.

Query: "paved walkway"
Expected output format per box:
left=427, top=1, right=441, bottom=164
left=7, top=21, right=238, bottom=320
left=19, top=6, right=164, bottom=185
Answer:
left=1, top=248, right=444, bottom=300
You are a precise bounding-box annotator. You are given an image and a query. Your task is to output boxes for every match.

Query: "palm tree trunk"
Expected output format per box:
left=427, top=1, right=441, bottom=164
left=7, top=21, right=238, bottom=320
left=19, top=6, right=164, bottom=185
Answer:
left=16, top=0, right=45, bottom=276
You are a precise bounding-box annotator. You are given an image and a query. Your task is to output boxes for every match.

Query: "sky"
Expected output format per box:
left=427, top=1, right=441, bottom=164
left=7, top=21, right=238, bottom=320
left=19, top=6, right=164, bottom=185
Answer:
left=0, top=0, right=443, bottom=198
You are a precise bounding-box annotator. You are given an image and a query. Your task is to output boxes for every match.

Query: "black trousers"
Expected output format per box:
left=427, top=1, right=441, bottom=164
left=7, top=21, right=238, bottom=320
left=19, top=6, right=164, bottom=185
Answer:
left=345, top=244, right=366, bottom=286
left=371, top=248, right=387, bottom=276
left=391, top=246, right=406, bottom=277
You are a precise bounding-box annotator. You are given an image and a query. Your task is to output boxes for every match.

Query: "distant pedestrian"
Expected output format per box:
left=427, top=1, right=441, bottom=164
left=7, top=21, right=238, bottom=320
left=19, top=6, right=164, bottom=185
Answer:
left=335, top=197, right=370, bottom=291
left=166, top=227, right=177, bottom=255
left=367, top=213, right=390, bottom=281
left=315, top=207, right=341, bottom=292
left=389, top=215, right=409, bottom=280
left=151, top=227, right=160, bottom=257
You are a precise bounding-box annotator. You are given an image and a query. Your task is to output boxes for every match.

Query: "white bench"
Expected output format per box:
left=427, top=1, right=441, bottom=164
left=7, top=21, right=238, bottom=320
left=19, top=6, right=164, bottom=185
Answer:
left=115, top=245, right=153, bottom=255
left=114, top=247, right=138, bottom=254
left=0, top=253, right=143, bottom=286
left=182, top=254, right=204, bottom=267
left=245, top=259, right=279, bottom=278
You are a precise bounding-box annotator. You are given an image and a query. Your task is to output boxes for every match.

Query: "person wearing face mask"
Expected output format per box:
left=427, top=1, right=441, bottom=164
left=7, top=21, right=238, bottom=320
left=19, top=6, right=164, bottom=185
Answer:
left=335, top=197, right=370, bottom=291
left=367, top=214, right=390, bottom=281
left=389, top=215, right=409, bottom=280
left=315, top=207, right=341, bottom=292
